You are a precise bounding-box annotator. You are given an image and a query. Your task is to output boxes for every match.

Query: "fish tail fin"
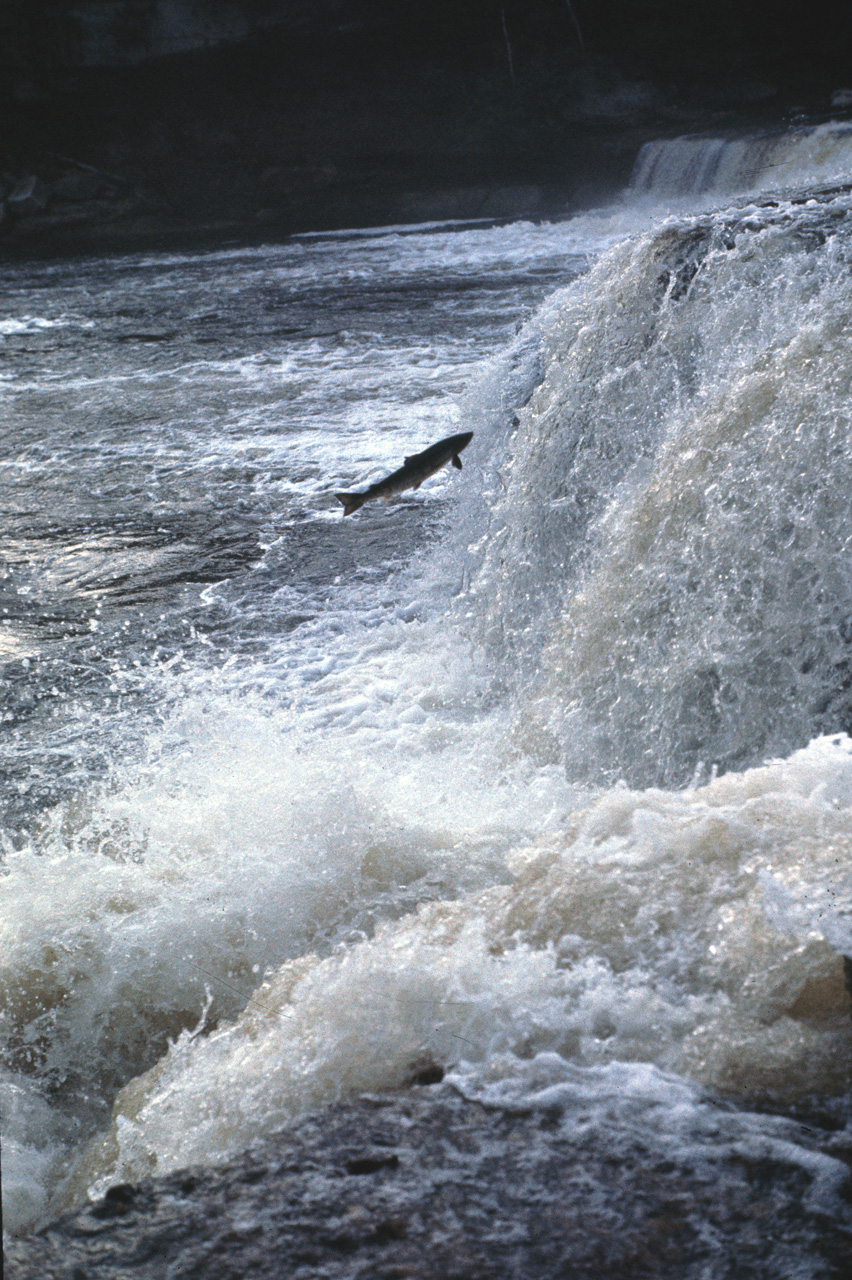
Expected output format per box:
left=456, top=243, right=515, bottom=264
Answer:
left=452, top=455, right=463, bottom=470
left=336, top=491, right=366, bottom=517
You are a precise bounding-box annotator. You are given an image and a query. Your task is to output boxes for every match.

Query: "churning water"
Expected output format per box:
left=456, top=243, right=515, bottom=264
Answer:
left=3, top=140, right=852, bottom=1251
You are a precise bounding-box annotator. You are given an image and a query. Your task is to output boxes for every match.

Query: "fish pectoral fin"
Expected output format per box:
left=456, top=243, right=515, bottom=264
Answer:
left=452, top=455, right=463, bottom=469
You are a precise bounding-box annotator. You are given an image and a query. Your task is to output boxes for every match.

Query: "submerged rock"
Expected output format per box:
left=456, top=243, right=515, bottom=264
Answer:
left=7, top=1086, right=852, bottom=1279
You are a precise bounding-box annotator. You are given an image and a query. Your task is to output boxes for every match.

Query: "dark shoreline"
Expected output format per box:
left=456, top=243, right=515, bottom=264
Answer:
left=0, top=111, right=824, bottom=264
left=0, top=186, right=599, bottom=264
left=0, top=129, right=640, bottom=263
left=2, top=8, right=838, bottom=264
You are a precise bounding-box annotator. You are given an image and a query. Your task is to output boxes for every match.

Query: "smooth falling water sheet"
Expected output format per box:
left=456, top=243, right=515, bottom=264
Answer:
left=2, top=176, right=852, bottom=1269
left=630, top=119, right=852, bottom=198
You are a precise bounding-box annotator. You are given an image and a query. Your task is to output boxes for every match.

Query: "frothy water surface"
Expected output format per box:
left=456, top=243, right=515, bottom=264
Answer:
left=2, top=189, right=852, bottom=1243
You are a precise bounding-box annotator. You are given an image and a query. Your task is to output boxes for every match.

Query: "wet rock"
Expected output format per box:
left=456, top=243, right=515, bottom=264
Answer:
left=7, top=1087, right=852, bottom=1279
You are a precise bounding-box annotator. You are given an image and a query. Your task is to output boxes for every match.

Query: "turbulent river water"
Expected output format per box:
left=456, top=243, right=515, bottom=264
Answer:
left=4, top=127, right=852, bottom=1254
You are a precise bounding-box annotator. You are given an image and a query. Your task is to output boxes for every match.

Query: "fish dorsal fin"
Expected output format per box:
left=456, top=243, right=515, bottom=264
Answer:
left=452, top=455, right=462, bottom=469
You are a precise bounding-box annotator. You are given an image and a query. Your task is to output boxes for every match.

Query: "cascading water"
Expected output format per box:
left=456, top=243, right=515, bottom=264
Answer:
left=3, top=138, right=852, bottom=1269
left=631, top=118, right=852, bottom=198
left=467, top=199, right=852, bottom=786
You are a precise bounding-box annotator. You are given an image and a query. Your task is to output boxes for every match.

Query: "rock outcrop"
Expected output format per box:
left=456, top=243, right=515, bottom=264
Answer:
left=7, top=1085, right=852, bottom=1279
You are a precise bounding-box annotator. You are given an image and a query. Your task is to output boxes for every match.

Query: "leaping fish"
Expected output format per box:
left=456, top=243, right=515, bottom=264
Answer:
left=336, top=430, right=473, bottom=516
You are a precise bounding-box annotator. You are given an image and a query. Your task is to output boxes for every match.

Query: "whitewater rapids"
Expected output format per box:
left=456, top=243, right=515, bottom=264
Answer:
left=2, top=144, right=852, bottom=1246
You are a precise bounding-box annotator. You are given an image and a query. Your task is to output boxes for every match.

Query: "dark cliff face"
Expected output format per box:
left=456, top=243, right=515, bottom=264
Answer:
left=2, top=0, right=850, bottom=84
left=1, top=1, right=337, bottom=71
left=2, top=1, right=851, bottom=251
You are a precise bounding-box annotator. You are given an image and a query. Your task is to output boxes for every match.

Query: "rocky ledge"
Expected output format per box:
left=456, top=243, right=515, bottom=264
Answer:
left=7, top=1082, right=852, bottom=1279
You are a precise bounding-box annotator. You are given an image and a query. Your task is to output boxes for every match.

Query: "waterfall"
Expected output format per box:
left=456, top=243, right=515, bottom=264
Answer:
left=631, top=119, right=852, bottom=197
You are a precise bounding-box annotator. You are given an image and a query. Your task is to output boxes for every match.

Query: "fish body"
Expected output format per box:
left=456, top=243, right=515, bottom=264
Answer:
left=336, top=430, right=473, bottom=516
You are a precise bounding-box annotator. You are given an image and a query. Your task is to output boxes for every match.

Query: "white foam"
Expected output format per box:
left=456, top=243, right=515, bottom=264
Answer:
left=0, top=316, right=93, bottom=335
left=450, top=1053, right=852, bottom=1215
left=41, top=736, right=850, bottom=1210
left=454, top=191, right=852, bottom=785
